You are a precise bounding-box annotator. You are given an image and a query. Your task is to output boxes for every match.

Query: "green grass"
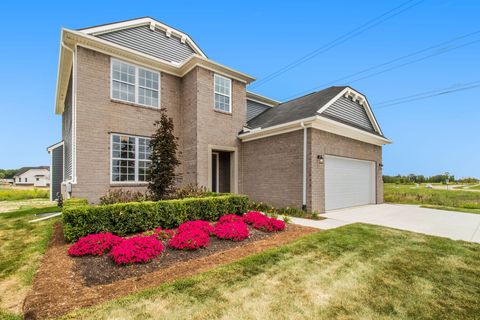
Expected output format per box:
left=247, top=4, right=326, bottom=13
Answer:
left=0, top=188, right=49, bottom=201
left=61, top=224, right=480, bottom=320
left=0, top=204, right=60, bottom=316
left=384, top=183, right=480, bottom=212
left=467, top=185, right=480, bottom=190
left=421, top=205, right=480, bottom=214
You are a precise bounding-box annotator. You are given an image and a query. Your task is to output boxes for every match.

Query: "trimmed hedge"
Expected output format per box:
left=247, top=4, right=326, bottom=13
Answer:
left=63, top=198, right=89, bottom=209
left=63, top=195, right=248, bottom=242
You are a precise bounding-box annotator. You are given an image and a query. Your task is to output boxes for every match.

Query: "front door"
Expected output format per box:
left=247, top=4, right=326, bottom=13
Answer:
left=211, top=151, right=231, bottom=193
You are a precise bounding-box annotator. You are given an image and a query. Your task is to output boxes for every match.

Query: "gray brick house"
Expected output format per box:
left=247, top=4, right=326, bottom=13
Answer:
left=49, top=17, right=391, bottom=212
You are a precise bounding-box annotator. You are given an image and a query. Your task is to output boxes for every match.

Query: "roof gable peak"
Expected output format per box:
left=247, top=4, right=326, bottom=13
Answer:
left=78, top=17, right=206, bottom=58
left=317, top=87, right=383, bottom=135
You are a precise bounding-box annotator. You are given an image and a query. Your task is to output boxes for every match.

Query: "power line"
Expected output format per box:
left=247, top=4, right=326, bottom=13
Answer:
left=282, top=30, right=480, bottom=100
left=375, top=80, right=480, bottom=106
left=373, top=81, right=480, bottom=109
left=249, top=0, right=425, bottom=89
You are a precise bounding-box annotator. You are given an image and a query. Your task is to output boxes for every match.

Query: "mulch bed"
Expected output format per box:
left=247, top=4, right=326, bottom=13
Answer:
left=23, top=222, right=319, bottom=319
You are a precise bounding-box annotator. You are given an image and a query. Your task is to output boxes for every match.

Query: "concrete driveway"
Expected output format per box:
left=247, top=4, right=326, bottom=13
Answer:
left=290, top=204, right=480, bottom=243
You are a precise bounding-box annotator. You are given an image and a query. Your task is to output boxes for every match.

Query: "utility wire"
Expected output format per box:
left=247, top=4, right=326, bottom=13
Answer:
left=373, top=81, right=480, bottom=109
left=282, top=30, right=480, bottom=100
left=249, top=0, right=425, bottom=89
left=375, top=80, right=480, bottom=106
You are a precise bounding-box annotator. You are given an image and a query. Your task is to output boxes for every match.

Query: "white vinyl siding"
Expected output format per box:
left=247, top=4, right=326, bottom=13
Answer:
left=111, top=59, right=160, bottom=108
left=111, top=134, right=151, bottom=183
left=214, top=74, right=231, bottom=113
left=324, top=155, right=376, bottom=211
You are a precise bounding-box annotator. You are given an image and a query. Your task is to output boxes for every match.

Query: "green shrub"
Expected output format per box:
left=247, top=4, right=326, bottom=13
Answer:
left=0, top=188, right=49, bottom=201
left=168, top=184, right=220, bottom=199
left=63, top=198, right=89, bottom=209
left=63, top=194, right=248, bottom=242
left=99, top=189, right=148, bottom=205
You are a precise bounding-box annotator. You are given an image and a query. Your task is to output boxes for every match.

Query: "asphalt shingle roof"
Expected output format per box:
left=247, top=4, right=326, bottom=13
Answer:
left=247, top=86, right=346, bottom=129
left=14, top=166, right=49, bottom=177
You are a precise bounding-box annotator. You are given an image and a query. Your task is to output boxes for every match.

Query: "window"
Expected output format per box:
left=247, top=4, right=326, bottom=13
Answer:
left=24, top=178, right=27, bottom=182
left=214, top=74, right=231, bottom=113
left=111, top=134, right=151, bottom=183
left=111, top=59, right=160, bottom=108
left=36, top=178, right=40, bottom=181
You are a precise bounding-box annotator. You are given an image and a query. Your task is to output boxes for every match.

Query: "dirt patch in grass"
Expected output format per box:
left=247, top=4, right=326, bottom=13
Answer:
left=23, top=222, right=318, bottom=319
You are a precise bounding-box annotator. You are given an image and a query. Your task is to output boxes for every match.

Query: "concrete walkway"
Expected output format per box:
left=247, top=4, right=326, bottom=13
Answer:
left=289, top=204, right=480, bottom=243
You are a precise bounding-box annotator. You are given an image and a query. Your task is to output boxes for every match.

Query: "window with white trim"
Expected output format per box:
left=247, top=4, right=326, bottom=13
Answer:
left=111, top=59, right=160, bottom=108
left=111, top=134, right=151, bottom=182
left=214, top=74, right=231, bottom=112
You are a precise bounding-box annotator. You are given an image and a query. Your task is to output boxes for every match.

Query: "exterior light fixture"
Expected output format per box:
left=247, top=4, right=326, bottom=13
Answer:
left=317, top=155, right=324, bottom=164
left=379, top=163, right=384, bottom=168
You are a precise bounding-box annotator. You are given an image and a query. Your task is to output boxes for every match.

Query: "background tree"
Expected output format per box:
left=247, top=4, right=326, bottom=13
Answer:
left=148, top=109, right=180, bottom=200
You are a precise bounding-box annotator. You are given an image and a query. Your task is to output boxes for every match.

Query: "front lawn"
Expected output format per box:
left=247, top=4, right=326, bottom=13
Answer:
left=384, top=183, right=480, bottom=214
left=63, top=223, right=480, bottom=320
left=0, top=188, right=49, bottom=201
left=0, top=204, right=60, bottom=318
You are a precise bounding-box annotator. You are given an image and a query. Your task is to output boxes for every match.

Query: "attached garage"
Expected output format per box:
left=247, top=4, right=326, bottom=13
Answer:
left=324, top=155, right=376, bottom=211
left=240, top=86, right=391, bottom=213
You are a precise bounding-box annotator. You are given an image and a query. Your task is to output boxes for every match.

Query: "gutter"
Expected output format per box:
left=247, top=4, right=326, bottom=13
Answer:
left=300, top=122, right=307, bottom=211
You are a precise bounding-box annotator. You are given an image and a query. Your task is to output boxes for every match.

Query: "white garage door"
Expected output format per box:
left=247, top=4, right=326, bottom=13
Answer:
left=324, top=155, right=376, bottom=211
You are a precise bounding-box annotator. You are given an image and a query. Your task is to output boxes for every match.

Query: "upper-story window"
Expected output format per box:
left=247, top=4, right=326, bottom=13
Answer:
left=214, top=74, right=231, bottom=113
left=111, top=59, right=160, bottom=108
left=111, top=134, right=151, bottom=183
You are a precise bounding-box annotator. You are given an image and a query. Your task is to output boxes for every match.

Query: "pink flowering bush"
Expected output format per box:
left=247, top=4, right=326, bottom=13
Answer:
left=253, top=217, right=286, bottom=232
left=109, top=236, right=164, bottom=265
left=218, top=214, right=244, bottom=224
left=168, top=228, right=210, bottom=250
left=243, top=211, right=286, bottom=232
left=68, top=232, right=123, bottom=256
left=243, top=211, right=266, bottom=225
left=213, top=221, right=249, bottom=241
left=177, top=220, right=214, bottom=235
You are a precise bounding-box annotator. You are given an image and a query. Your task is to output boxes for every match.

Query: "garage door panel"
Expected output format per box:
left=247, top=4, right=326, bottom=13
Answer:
left=325, top=156, right=375, bottom=211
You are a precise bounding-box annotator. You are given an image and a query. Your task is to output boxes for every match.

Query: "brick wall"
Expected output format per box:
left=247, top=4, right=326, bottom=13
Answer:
left=240, top=130, right=304, bottom=209
left=71, top=47, right=246, bottom=202
left=73, top=47, right=182, bottom=202
left=195, top=67, right=246, bottom=188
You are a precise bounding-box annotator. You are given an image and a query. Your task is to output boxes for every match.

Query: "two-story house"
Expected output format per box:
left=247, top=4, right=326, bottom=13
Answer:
left=49, top=17, right=391, bottom=212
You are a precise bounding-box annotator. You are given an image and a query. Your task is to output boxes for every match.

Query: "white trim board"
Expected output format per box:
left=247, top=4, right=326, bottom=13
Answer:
left=239, top=116, right=391, bottom=146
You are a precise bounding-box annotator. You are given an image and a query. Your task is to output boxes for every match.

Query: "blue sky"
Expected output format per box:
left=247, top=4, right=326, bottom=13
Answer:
left=0, top=0, right=478, bottom=178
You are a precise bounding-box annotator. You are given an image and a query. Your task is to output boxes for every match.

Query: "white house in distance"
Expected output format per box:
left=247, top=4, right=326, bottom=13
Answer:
left=13, top=166, right=50, bottom=187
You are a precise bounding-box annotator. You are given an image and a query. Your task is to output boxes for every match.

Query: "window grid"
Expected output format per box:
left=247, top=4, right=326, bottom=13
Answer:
left=111, top=134, right=152, bottom=183
left=111, top=59, right=160, bottom=108
left=214, top=74, right=231, bottom=113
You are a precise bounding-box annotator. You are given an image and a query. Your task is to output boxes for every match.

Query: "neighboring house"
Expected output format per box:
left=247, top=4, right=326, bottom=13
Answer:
left=13, top=166, right=50, bottom=187
left=49, top=17, right=391, bottom=212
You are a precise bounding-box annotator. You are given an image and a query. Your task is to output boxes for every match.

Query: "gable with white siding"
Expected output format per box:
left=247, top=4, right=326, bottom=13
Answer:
left=96, top=25, right=196, bottom=63
left=322, top=96, right=375, bottom=132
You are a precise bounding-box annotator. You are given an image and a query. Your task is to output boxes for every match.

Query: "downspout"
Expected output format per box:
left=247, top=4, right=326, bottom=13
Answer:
left=300, top=122, right=307, bottom=211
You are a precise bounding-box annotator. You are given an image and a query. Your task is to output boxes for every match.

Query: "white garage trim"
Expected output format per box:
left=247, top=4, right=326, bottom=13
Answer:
left=324, top=155, right=376, bottom=211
